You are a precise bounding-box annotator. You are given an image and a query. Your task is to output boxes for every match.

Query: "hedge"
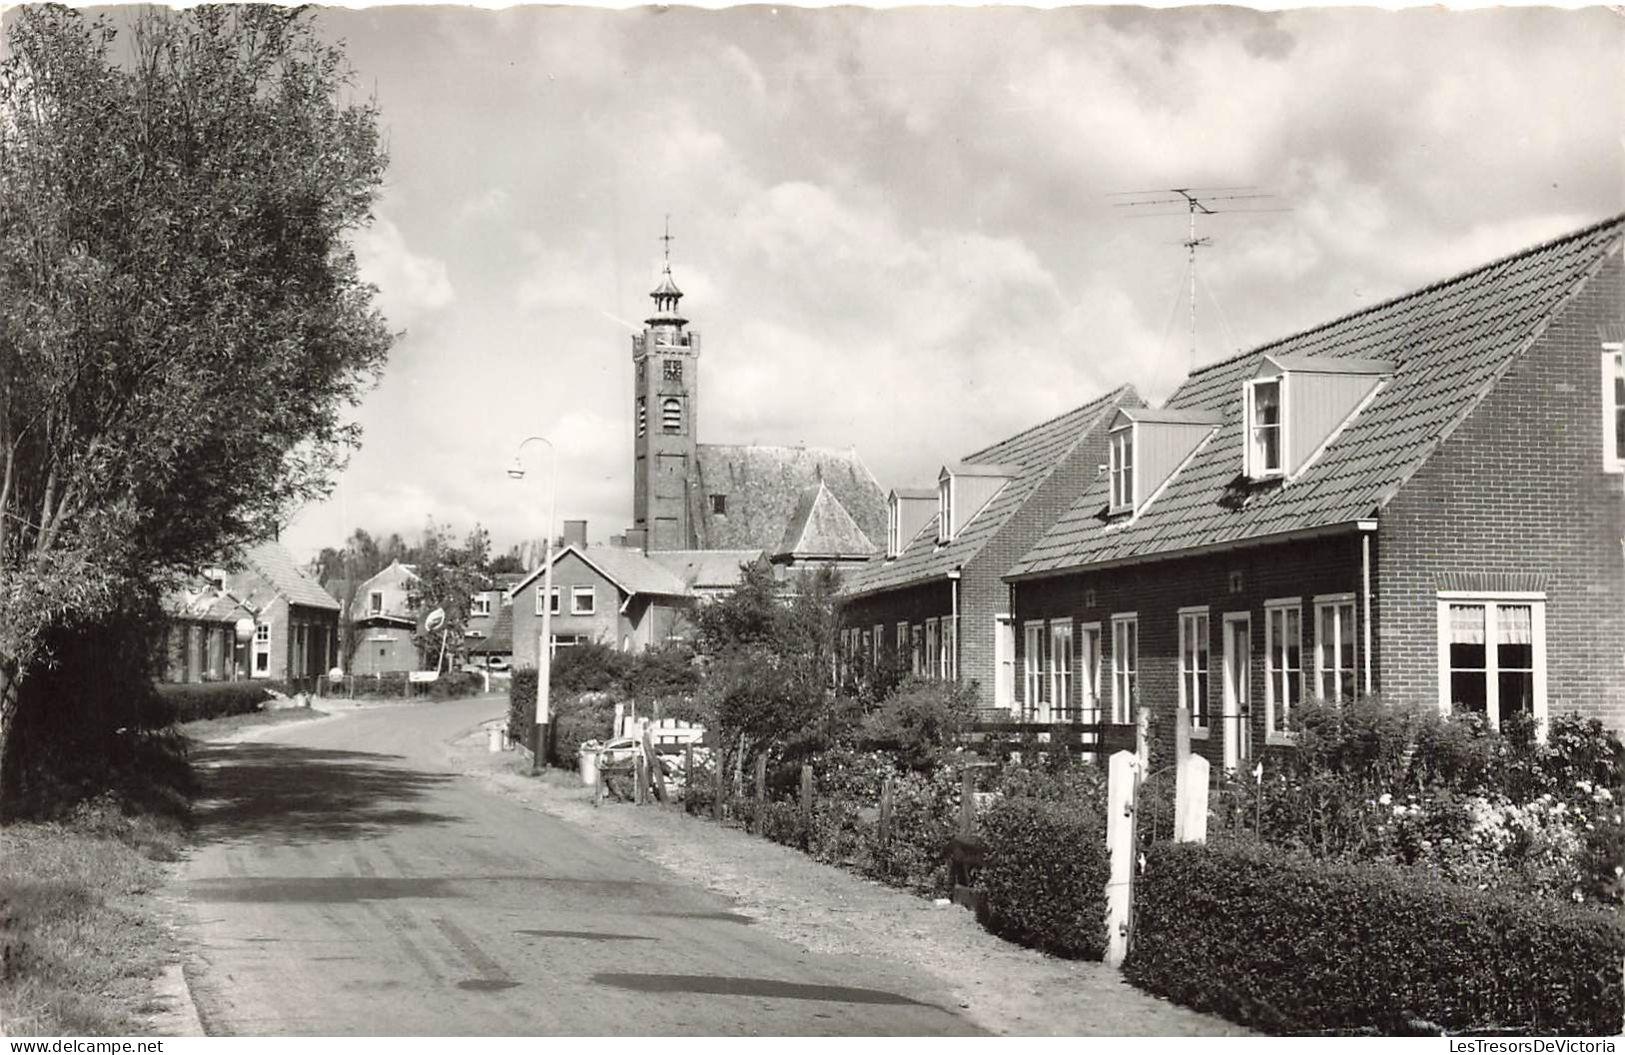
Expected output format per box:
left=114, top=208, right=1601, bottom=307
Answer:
left=978, top=796, right=1109, bottom=959
left=153, top=682, right=274, bottom=724
left=1126, top=840, right=1625, bottom=1036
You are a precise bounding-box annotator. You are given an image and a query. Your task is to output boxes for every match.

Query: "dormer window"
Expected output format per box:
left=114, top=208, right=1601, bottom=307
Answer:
left=938, top=475, right=954, bottom=544
left=887, top=488, right=937, bottom=558
left=1245, top=378, right=1284, bottom=479
left=1243, top=355, right=1391, bottom=481
left=1109, top=428, right=1135, bottom=512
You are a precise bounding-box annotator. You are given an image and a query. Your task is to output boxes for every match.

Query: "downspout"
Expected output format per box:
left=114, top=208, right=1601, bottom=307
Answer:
left=1361, top=525, right=1375, bottom=697
left=948, top=567, right=962, bottom=681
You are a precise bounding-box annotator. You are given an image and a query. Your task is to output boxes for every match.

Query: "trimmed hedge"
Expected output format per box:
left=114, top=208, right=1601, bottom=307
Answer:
left=153, top=682, right=273, bottom=724
left=978, top=796, right=1109, bottom=959
left=1126, top=840, right=1625, bottom=1036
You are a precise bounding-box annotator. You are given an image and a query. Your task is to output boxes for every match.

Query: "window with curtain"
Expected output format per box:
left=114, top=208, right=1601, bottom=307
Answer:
left=1111, top=615, right=1137, bottom=724
left=1316, top=598, right=1357, bottom=701
left=1445, top=598, right=1540, bottom=728
left=1179, top=610, right=1210, bottom=733
left=1023, top=622, right=1045, bottom=721
left=925, top=618, right=940, bottom=680
left=1265, top=601, right=1302, bottom=741
left=1049, top=621, right=1074, bottom=721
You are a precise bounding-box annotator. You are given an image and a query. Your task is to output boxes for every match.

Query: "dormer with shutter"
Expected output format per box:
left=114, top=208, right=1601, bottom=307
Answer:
left=937, top=462, right=1019, bottom=543
left=886, top=488, right=937, bottom=558
left=1243, top=355, right=1393, bottom=481
left=1106, top=407, right=1224, bottom=517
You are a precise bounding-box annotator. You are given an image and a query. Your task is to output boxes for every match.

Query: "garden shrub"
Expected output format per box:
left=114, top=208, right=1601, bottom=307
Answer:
left=549, top=691, right=617, bottom=766
left=978, top=796, right=1108, bottom=959
left=865, top=768, right=960, bottom=896
left=152, top=681, right=272, bottom=723
left=550, top=642, right=632, bottom=695
left=508, top=667, right=537, bottom=738
left=1126, top=840, right=1625, bottom=1036
left=860, top=677, right=977, bottom=773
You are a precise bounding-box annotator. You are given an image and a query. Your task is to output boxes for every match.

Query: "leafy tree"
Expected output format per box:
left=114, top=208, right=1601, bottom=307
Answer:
left=0, top=7, right=392, bottom=796
left=487, top=549, right=527, bottom=575
left=408, top=522, right=491, bottom=671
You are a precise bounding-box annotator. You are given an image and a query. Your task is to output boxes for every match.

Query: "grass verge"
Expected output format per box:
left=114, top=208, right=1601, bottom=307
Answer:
left=1, top=732, right=192, bottom=1036
left=177, top=704, right=328, bottom=741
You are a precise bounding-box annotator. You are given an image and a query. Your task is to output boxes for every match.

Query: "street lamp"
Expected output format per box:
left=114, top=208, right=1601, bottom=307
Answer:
left=508, top=435, right=557, bottom=776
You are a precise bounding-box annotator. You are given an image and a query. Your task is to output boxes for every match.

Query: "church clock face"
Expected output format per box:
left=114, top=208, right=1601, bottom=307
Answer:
left=663, top=359, right=683, bottom=382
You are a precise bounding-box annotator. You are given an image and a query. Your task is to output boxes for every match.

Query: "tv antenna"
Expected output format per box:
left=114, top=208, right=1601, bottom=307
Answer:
left=1110, top=186, right=1290, bottom=366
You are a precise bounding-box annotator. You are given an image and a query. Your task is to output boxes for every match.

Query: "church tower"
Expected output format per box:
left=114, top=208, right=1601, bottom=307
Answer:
left=631, top=228, right=700, bottom=550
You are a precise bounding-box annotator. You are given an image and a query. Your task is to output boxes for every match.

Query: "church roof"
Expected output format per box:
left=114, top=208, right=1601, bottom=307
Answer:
left=688, top=443, right=886, bottom=552
left=774, top=482, right=880, bottom=560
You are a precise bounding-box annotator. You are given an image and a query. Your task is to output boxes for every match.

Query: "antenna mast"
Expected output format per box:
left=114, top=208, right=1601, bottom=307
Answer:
left=1110, top=186, right=1286, bottom=367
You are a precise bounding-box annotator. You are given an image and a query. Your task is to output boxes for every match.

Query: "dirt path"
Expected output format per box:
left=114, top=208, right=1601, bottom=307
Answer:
left=450, top=730, right=1250, bottom=1037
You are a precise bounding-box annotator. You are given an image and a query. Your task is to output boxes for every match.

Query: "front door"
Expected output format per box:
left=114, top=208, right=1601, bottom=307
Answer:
left=994, top=616, right=1015, bottom=711
left=1222, top=613, right=1252, bottom=771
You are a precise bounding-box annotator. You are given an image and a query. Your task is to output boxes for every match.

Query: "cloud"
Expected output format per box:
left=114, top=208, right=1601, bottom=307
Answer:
left=351, top=215, right=454, bottom=331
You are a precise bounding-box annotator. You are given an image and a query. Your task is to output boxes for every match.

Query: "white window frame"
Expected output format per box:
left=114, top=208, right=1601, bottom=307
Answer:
left=925, top=618, right=941, bottom=680
left=1110, top=613, right=1137, bottom=724
left=571, top=585, right=596, bottom=615
left=1604, top=343, right=1624, bottom=473
left=1023, top=621, right=1045, bottom=721
left=1178, top=606, right=1211, bottom=738
left=994, top=615, right=1016, bottom=711
left=887, top=498, right=901, bottom=557
left=896, top=621, right=909, bottom=660
left=872, top=624, right=883, bottom=669
left=368, top=590, right=384, bottom=614
left=1436, top=592, right=1548, bottom=734
left=1314, top=593, right=1358, bottom=702
left=911, top=624, right=924, bottom=675
left=470, top=595, right=492, bottom=618
left=938, top=475, right=955, bottom=543
left=1244, top=375, right=1287, bottom=480
left=942, top=615, right=957, bottom=681
left=1108, top=426, right=1135, bottom=513
left=1264, top=598, right=1303, bottom=745
left=252, top=622, right=272, bottom=678
left=535, top=586, right=560, bottom=616
left=1049, top=620, right=1074, bottom=721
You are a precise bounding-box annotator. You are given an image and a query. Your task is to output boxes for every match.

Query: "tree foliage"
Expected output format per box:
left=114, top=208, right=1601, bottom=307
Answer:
left=0, top=6, right=392, bottom=789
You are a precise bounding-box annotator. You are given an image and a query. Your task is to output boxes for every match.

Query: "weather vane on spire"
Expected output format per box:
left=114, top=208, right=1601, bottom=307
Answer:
left=660, top=215, right=675, bottom=264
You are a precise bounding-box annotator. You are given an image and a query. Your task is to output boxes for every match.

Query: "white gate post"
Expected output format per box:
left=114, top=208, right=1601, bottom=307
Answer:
left=1174, top=753, right=1210, bottom=844
left=1104, top=749, right=1139, bottom=969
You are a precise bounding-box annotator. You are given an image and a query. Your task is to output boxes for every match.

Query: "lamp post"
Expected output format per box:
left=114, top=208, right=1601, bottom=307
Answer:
left=508, top=435, right=557, bottom=776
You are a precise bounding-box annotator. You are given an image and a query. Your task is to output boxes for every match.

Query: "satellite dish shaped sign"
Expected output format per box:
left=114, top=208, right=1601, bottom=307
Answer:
left=424, top=608, right=446, bottom=633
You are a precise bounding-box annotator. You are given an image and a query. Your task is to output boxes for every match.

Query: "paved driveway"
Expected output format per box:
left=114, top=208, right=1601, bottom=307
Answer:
left=176, top=698, right=980, bottom=1036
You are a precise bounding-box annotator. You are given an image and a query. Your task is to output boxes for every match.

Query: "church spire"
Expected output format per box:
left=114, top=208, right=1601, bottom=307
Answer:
left=647, top=215, right=686, bottom=327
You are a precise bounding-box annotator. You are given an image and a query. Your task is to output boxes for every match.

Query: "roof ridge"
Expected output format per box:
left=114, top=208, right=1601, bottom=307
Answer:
left=961, top=383, right=1136, bottom=463
left=1185, top=212, right=1625, bottom=381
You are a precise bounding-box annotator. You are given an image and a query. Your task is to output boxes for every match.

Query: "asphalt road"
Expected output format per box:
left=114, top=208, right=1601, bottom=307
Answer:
left=175, top=698, right=981, bottom=1036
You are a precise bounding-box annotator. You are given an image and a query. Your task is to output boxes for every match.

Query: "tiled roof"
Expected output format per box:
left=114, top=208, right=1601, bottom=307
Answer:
left=647, top=549, right=763, bottom=590
left=508, top=544, right=692, bottom=599
left=844, top=384, right=1138, bottom=597
left=689, top=444, right=886, bottom=552
left=243, top=541, right=341, bottom=611
left=774, top=482, right=880, bottom=560
left=1011, top=214, right=1625, bottom=579
left=162, top=586, right=250, bottom=624
left=467, top=606, right=512, bottom=653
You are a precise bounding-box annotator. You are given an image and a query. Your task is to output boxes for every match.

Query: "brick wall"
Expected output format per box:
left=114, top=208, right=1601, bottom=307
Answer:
left=1011, top=537, right=1366, bottom=769
left=511, top=553, right=625, bottom=668
left=838, top=579, right=952, bottom=671
left=1379, top=249, right=1625, bottom=730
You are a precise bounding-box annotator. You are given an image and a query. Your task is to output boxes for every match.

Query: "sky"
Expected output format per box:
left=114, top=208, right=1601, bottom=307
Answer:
left=252, top=4, right=1623, bottom=564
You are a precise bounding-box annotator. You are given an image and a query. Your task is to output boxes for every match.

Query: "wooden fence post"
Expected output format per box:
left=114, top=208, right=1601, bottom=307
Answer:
left=800, top=764, right=814, bottom=828
left=752, top=753, right=768, bottom=835
left=643, top=727, right=667, bottom=805
left=879, top=775, right=893, bottom=846
left=712, top=750, right=724, bottom=823
left=634, top=753, right=648, bottom=805
left=1104, top=750, right=1139, bottom=969
left=1174, top=754, right=1210, bottom=844
left=1135, top=707, right=1151, bottom=775
left=959, top=766, right=977, bottom=838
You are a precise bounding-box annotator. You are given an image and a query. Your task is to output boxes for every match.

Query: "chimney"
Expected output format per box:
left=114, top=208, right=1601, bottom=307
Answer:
left=562, top=520, right=587, bottom=549
left=625, top=527, right=648, bottom=553
left=609, top=534, right=627, bottom=549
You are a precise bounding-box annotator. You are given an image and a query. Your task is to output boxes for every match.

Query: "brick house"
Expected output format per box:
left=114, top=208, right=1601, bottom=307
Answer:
left=159, top=584, right=253, bottom=683
left=838, top=384, right=1141, bottom=710
left=509, top=533, right=695, bottom=667
left=1004, top=215, right=1625, bottom=770
left=222, top=540, right=342, bottom=689
left=346, top=559, right=420, bottom=676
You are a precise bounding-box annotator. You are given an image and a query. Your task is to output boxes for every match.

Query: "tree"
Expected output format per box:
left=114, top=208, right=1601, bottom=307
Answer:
left=408, top=522, right=491, bottom=671
left=0, top=7, right=392, bottom=796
